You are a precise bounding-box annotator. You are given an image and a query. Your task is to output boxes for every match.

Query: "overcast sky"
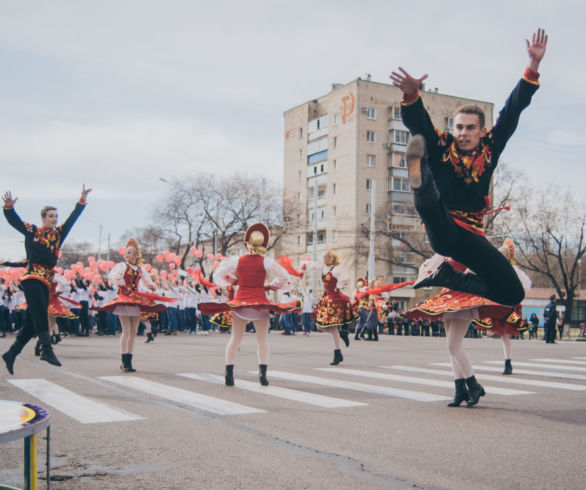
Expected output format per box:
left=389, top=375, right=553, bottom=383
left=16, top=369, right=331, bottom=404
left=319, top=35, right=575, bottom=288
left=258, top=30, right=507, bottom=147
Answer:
left=1, top=0, right=584, bottom=260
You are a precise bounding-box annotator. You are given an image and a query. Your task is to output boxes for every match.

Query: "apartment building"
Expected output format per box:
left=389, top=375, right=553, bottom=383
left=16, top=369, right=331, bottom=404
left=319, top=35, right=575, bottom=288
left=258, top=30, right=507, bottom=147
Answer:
left=282, top=77, right=493, bottom=308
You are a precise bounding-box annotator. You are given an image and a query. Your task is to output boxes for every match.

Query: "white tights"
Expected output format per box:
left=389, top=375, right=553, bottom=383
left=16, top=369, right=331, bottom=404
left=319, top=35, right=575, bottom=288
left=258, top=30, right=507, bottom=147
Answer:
left=445, top=317, right=474, bottom=380
left=225, top=315, right=270, bottom=365
left=328, top=327, right=341, bottom=350
left=501, top=333, right=512, bottom=360
left=119, top=315, right=140, bottom=354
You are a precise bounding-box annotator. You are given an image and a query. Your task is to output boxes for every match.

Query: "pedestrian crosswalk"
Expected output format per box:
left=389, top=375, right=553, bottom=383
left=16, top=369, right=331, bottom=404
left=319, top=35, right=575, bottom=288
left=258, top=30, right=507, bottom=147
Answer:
left=5, top=356, right=586, bottom=424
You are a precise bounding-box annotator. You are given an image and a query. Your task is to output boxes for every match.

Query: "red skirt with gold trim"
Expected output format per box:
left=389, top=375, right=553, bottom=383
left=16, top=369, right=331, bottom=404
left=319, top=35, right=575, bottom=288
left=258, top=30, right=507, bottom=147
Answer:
left=199, top=299, right=302, bottom=316
left=99, top=290, right=174, bottom=313
left=17, top=294, right=81, bottom=319
left=315, top=294, right=356, bottom=330
left=406, top=289, right=511, bottom=320
left=210, top=311, right=233, bottom=328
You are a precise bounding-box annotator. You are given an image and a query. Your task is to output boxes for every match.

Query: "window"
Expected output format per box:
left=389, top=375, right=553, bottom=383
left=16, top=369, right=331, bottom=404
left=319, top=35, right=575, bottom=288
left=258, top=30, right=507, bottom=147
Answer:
left=298, top=170, right=302, bottom=181
left=318, top=206, right=326, bottom=221
left=332, top=205, right=337, bottom=216
left=366, top=154, right=376, bottom=167
left=298, top=192, right=302, bottom=202
left=320, top=164, right=324, bottom=173
left=392, top=177, right=410, bottom=192
left=307, top=136, right=328, bottom=155
left=313, top=166, right=317, bottom=175
left=366, top=203, right=371, bottom=214
left=333, top=159, right=338, bottom=170
left=333, top=136, right=338, bottom=147
left=366, top=107, right=376, bottom=119
left=298, top=149, right=303, bottom=160
left=333, top=114, right=339, bottom=125
left=392, top=106, right=402, bottom=120
left=332, top=183, right=337, bottom=194
left=366, top=178, right=373, bottom=190
left=393, top=276, right=408, bottom=284
left=318, top=187, right=326, bottom=199
left=317, top=231, right=326, bottom=244
left=299, top=128, right=303, bottom=138
left=366, top=131, right=376, bottom=143
left=297, top=236, right=301, bottom=245
left=333, top=230, right=337, bottom=241
left=393, top=130, right=409, bottom=145
left=393, top=204, right=417, bottom=216
left=308, top=150, right=328, bottom=165
left=445, top=116, right=454, bottom=133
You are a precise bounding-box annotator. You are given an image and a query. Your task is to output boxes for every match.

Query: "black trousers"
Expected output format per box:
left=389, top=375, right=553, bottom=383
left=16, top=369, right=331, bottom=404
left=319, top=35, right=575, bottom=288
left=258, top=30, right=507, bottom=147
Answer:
left=16, top=279, right=50, bottom=346
left=414, top=175, right=524, bottom=306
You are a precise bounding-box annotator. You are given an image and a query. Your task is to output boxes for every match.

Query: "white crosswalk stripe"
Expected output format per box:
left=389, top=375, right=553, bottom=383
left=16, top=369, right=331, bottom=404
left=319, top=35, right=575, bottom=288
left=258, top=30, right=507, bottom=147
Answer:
left=432, top=363, right=586, bottom=381
left=317, top=367, right=533, bottom=396
left=8, top=378, right=142, bottom=424
left=178, top=373, right=367, bottom=408
left=262, top=370, right=452, bottom=402
left=533, top=359, right=586, bottom=366
left=484, top=361, right=586, bottom=372
left=101, top=376, right=264, bottom=415
left=383, top=365, right=586, bottom=391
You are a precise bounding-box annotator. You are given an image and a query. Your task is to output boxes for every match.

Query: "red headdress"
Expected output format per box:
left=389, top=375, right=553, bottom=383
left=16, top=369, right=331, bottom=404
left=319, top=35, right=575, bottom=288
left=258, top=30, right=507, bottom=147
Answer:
left=244, top=222, right=270, bottom=248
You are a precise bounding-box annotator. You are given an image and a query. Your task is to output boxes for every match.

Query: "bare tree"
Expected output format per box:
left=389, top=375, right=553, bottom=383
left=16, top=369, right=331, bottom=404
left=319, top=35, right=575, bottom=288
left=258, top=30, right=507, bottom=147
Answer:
left=143, top=173, right=303, bottom=273
left=495, top=185, right=586, bottom=325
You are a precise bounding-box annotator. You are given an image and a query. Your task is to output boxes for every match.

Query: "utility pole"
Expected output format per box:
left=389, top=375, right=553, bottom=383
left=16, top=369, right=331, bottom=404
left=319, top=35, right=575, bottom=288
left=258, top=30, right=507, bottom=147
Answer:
left=368, top=181, right=376, bottom=282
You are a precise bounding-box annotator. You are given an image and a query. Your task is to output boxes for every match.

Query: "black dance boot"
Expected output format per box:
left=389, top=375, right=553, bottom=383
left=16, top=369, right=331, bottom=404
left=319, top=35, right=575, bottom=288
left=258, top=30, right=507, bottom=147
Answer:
left=34, top=340, right=42, bottom=357
left=145, top=332, right=155, bottom=343
left=126, top=354, right=136, bottom=372
left=502, top=359, right=513, bottom=375
left=2, top=339, right=26, bottom=375
left=38, top=331, right=62, bottom=367
left=55, top=333, right=62, bottom=344
left=447, top=379, right=470, bottom=407
left=330, top=349, right=343, bottom=366
left=225, top=364, right=234, bottom=386
left=414, top=261, right=488, bottom=299
left=465, top=375, right=486, bottom=407
left=259, top=364, right=269, bottom=386
left=339, top=329, right=350, bottom=347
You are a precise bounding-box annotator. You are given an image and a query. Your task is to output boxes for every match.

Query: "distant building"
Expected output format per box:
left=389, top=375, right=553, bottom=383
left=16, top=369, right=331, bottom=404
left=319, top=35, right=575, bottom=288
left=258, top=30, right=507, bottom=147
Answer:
left=282, top=77, right=493, bottom=308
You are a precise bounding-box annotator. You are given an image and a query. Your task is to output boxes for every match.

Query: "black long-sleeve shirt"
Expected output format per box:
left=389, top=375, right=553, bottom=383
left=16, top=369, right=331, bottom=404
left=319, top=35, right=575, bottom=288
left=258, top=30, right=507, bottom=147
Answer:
left=3, top=201, right=86, bottom=286
left=401, top=76, right=540, bottom=215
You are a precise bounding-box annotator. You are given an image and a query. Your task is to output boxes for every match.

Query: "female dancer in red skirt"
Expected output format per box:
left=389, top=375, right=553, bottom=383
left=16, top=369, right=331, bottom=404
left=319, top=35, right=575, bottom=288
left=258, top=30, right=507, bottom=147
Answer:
left=309, top=249, right=355, bottom=365
left=200, top=223, right=299, bottom=386
left=99, top=239, right=175, bottom=372
left=407, top=239, right=530, bottom=407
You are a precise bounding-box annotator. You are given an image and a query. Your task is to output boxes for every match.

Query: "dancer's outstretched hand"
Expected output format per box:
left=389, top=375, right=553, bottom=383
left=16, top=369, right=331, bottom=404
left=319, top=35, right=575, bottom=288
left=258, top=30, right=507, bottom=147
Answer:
left=390, top=67, right=428, bottom=96
left=3, top=191, right=17, bottom=208
left=526, top=28, right=548, bottom=63
left=80, top=185, right=92, bottom=203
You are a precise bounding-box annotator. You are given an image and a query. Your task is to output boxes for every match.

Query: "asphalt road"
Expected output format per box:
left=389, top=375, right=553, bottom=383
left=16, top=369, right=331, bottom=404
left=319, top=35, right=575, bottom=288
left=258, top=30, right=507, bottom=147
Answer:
left=1, top=331, right=584, bottom=489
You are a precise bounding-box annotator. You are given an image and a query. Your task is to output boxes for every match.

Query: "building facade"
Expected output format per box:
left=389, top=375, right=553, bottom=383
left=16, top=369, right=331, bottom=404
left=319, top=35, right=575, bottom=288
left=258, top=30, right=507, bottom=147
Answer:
left=282, top=77, right=493, bottom=308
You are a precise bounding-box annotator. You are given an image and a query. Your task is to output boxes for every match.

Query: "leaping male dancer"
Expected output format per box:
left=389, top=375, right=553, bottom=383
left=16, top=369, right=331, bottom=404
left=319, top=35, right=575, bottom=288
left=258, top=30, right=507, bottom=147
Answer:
left=390, top=28, right=547, bottom=306
left=2, top=185, right=91, bottom=374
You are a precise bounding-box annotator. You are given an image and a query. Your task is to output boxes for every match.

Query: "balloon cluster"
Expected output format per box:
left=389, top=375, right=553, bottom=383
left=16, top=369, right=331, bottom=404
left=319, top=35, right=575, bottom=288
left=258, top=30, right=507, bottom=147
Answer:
left=0, top=248, right=228, bottom=294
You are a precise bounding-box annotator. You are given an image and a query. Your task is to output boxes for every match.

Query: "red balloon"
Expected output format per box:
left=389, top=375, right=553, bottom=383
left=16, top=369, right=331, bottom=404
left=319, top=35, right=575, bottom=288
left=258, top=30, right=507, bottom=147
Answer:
left=144, top=264, right=152, bottom=272
left=156, top=255, right=163, bottom=263
left=189, top=247, right=197, bottom=256
left=213, top=262, right=220, bottom=270
left=195, top=250, right=203, bottom=259
left=206, top=253, right=215, bottom=262
left=186, top=267, right=194, bottom=274
left=215, top=253, right=223, bottom=261
left=169, top=263, right=176, bottom=269
left=88, top=256, right=96, bottom=264
left=118, top=247, right=125, bottom=255
left=160, top=271, right=168, bottom=278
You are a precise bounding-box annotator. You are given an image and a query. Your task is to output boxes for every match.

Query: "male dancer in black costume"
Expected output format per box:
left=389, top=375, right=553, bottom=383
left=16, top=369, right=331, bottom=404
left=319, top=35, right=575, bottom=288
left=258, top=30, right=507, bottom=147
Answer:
left=390, top=28, right=547, bottom=306
left=2, top=185, right=91, bottom=374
